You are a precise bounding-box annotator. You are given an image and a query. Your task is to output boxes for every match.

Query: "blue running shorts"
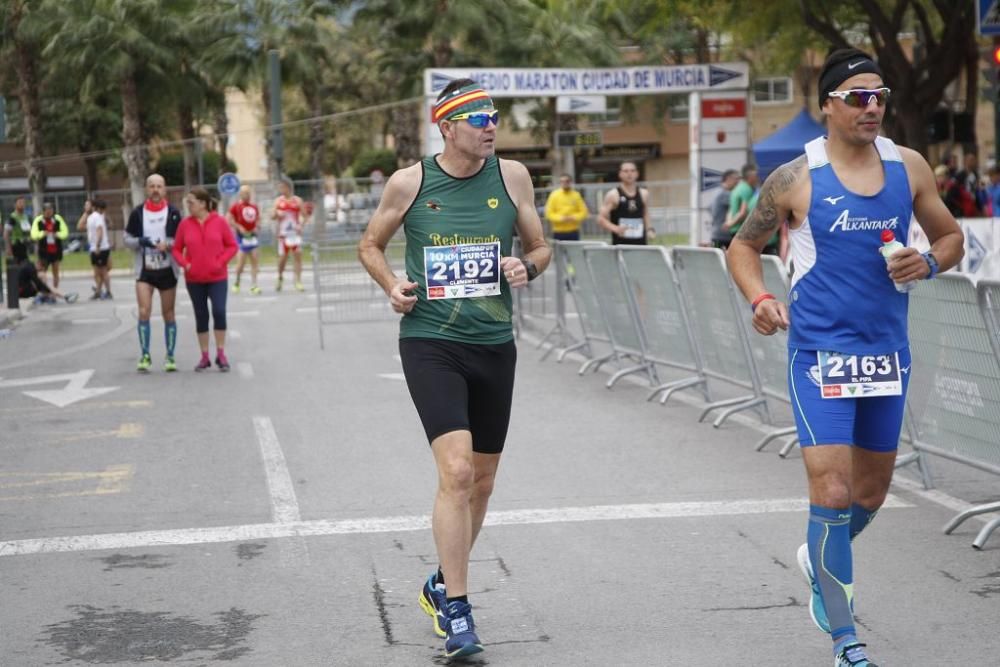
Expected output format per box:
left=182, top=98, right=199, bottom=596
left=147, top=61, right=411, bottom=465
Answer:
left=238, top=234, right=260, bottom=253
left=787, top=346, right=911, bottom=452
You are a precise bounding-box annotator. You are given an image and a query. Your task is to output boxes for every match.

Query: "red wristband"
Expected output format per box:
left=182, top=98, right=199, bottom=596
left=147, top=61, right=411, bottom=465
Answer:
left=751, top=292, right=776, bottom=312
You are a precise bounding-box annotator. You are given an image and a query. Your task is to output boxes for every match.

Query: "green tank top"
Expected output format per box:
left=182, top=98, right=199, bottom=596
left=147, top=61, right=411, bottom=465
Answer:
left=7, top=211, right=31, bottom=243
left=399, top=154, right=517, bottom=344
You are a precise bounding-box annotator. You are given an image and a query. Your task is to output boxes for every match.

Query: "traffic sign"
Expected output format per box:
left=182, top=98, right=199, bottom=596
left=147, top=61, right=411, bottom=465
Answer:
left=217, top=172, right=241, bottom=196
left=979, top=0, right=1000, bottom=35
left=556, top=95, right=607, bottom=114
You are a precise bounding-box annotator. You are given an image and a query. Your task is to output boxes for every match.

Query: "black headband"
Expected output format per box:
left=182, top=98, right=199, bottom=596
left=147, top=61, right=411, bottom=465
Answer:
left=818, top=57, right=883, bottom=107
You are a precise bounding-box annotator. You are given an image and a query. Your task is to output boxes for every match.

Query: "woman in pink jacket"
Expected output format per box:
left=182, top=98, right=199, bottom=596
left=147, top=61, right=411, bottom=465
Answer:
left=172, top=188, right=238, bottom=371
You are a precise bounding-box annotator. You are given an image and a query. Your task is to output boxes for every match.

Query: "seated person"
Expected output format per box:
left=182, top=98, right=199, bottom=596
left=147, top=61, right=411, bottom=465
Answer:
left=13, top=257, right=78, bottom=304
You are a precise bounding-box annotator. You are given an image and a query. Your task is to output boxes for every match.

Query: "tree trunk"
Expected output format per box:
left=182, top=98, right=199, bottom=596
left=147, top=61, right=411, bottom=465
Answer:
left=83, top=157, right=99, bottom=196
left=963, top=38, right=979, bottom=154
left=121, top=74, right=148, bottom=208
left=892, top=104, right=929, bottom=158
left=392, top=102, right=422, bottom=167
left=179, top=102, right=197, bottom=187
left=214, top=103, right=229, bottom=169
left=261, top=86, right=280, bottom=181
left=10, top=2, right=45, bottom=213
left=307, top=92, right=325, bottom=182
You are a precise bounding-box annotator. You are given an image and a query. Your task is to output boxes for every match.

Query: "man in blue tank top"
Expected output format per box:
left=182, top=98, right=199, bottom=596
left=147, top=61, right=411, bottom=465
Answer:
left=727, top=49, right=964, bottom=667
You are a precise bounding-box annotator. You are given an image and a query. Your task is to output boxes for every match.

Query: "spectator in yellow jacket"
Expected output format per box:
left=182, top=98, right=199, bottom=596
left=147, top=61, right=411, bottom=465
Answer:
left=544, top=174, right=589, bottom=240
left=30, top=202, right=70, bottom=288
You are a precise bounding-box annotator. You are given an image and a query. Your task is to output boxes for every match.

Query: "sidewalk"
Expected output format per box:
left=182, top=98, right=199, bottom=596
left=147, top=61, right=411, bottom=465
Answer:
left=0, top=306, right=21, bottom=332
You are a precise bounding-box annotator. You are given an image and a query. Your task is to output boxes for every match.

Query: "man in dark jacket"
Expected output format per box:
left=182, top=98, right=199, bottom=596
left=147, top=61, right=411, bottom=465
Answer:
left=124, top=173, right=183, bottom=372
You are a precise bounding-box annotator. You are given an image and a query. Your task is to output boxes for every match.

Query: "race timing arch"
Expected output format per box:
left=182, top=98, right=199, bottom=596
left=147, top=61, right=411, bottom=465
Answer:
left=423, top=63, right=751, bottom=244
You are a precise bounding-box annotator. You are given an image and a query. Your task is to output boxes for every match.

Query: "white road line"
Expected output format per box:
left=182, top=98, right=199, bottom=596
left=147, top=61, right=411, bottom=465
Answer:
left=378, top=373, right=406, bottom=381
left=246, top=296, right=278, bottom=303
left=227, top=310, right=260, bottom=318
left=295, top=306, right=317, bottom=313
left=71, top=318, right=112, bottom=325
left=251, top=416, right=301, bottom=524
left=237, top=362, right=254, bottom=379
left=229, top=330, right=242, bottom=340
left=0, top=495, right=912, bottom=557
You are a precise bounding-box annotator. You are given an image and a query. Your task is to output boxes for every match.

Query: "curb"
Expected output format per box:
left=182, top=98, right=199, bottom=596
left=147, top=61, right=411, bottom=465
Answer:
left=0, top=307, right=23, bottom=333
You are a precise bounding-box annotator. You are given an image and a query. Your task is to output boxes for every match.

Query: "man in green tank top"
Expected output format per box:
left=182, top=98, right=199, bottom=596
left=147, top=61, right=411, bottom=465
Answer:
left=359, top=78, right=550, bottom=659
left=3, top=196, right=33, bottom=263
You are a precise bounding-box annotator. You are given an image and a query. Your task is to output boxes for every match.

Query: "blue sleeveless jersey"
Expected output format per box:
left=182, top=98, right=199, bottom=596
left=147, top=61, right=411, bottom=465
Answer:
left=787, top=136, right=913, bottom=355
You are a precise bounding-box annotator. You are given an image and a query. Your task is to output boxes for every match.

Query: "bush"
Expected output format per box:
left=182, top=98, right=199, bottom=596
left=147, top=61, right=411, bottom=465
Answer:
left=350, top=149, right=396, bottom=179
left=154, top=150, right=237, bottom=186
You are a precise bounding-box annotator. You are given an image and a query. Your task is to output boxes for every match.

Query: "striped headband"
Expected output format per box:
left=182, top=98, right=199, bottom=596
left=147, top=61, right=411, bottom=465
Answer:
left=432, top=85, right=493, bottom=123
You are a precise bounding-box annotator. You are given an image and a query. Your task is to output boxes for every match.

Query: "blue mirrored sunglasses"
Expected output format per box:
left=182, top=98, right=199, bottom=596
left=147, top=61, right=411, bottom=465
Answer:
left=448, top=111, right=500, bottom=128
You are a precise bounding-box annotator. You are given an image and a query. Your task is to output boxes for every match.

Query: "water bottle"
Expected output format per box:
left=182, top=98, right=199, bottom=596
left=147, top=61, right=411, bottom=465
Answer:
left=879, top=229, right=915, bottom=293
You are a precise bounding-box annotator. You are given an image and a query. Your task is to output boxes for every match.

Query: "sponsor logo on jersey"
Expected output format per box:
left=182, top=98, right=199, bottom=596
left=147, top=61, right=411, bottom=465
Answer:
left=829, top=210, right=899, bottom=233
left=823, top=195, right=845, bottom=205
left=426, top=200, right=442, bottom=211
left=487, top=197, right=498, bottom=209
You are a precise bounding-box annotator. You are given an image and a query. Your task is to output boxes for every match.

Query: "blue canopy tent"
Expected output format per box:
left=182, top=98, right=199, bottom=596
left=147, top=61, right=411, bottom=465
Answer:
left=753, top=108, right=826, bottom=182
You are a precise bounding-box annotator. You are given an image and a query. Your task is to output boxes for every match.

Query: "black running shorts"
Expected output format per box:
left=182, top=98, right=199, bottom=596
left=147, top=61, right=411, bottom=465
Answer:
left=38, top=248, right=62, bottom=267
left=90, top=249, right=110, bottom=267
left=399, top=337, right=517, bottom=454
left=138, top=267, right=178, bottom=291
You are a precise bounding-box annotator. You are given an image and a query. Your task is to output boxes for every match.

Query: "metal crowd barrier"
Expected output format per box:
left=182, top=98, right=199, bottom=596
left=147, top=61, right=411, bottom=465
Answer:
left=311, top=241, right=403, bottom=349
left=584, top=246, right=659, bottom=388
left=616, top=247, right=707, bottom=404
left=523, top=243, right=1000, bottom=548
left=558, top=241, right=617, bottom=374
left=671, top=247, right=771, bottom=427
left=903, top=274, right=1000, bottom=548
left=752, top=256, right=800, bottom=456
left=532, top=241, right=579, bottom=360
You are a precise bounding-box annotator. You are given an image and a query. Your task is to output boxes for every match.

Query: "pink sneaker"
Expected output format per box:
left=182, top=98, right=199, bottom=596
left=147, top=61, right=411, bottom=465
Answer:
left=215, top=351, right=230, bottom=372
left=195, top=355, right=211, bottom=372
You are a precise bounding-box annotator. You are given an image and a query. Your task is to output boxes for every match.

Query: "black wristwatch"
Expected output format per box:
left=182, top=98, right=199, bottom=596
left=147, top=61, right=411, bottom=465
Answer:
left=522, top=258, right=539, bottom=282
left=922, top=251, right=939, bottom=280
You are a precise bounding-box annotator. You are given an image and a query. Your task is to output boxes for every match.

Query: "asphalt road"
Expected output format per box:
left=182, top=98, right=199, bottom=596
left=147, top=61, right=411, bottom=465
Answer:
left=0, top=269, right=997, bottom=666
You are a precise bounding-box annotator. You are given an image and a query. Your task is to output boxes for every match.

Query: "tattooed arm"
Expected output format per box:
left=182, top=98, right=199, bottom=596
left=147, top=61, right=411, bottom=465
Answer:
left=726, top=156, right=807, bottom=335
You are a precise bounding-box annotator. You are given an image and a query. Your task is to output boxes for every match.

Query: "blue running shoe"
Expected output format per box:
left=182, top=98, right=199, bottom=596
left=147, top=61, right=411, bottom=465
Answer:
left=797, top=543, right=831, bottom=633
left=835, top=642, right=878, bottom=666
left=418, top=573, right=447, bottom=638
left=444, top=601, right=483, bottom=659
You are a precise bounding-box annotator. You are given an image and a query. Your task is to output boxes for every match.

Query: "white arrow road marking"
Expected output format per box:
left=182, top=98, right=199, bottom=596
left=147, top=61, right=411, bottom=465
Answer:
left=0, top=369, right=119, bottom=408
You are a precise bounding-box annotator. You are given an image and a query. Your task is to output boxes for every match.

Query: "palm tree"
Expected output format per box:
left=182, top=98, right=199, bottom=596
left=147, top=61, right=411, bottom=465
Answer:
left=355, top=0, right=520, bottom=166
left=44, top=0, right=197, bottom=206
left=202, top=0, right=340, bottom=181
left=279, top=10, right=340, bottom=183
left=1, top=0, right=52, bottom=212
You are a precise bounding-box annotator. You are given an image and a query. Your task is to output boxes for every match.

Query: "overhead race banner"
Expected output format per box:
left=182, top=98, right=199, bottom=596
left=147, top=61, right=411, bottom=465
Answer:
left=425, top=63, right=749, bottom=98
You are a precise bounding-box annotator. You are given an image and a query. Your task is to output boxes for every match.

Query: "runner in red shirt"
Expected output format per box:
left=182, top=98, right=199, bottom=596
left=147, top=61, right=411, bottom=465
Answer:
left=228, top=185, right=261, bottom=294
left=271, top=177, right=309, bottom=291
